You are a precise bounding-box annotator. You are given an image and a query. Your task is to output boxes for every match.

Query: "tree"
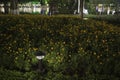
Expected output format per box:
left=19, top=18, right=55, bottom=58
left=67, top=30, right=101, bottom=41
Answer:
left=79, top=0, right=89, bottom=19
left=40, top=0, right=49, bottom=5
left=48, top=0, right=78, bottom=14
left=0, top=0, right=20, bottom=14
left=48, top=0, right=62, bottom=14
left=88, top=0, right=120, bottom=14
left=0, top=0, right=19, bottom=14
left=80, top=0, right=83, bottom=19
left=0, top=0, right=9, bottom=14
left=10, top=0, right=19, bottom=14
left=0, top=0, right=40, bottom=14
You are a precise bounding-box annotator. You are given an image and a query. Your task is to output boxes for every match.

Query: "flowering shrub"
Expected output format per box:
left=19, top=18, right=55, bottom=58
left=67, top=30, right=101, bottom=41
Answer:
left=0, top=15, right=120, bottom=79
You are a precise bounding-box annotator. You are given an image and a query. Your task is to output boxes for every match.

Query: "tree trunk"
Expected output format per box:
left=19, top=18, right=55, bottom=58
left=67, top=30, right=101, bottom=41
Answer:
left=78, top=0, right=84, bottom=19
left=10, top=0, right=19, bottom=15
left=4, top=2, right=9, bottom=14
left=80, top=0, right=83, bottom=19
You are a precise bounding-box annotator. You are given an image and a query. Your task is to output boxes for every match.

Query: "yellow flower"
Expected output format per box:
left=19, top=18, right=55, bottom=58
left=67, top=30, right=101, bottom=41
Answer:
left=15, top=57, right=18, bottom=60
left=69, top=55, right=71, bottom=57
left=13, top=40, right=17, bottom=43
left=16, top=52, right=19, bottom=54
left=113, top=54, right=116, bottom=57
left=63, top=42, right=66, bottom=44
left=51, top=47, right=54, bottom=50
left=97, top=56, right=100, bottom=59
left=18, top=48, right=22, bottom=51
left=93, top=52, right=96, bottom=55
left=100, top=62, right=103, bottom=65
left=33, top=48, right=38, bottom=51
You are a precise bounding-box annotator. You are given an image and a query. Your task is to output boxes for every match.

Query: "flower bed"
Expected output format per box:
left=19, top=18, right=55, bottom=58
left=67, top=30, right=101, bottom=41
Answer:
left=0, top=15, right=120, bottom=79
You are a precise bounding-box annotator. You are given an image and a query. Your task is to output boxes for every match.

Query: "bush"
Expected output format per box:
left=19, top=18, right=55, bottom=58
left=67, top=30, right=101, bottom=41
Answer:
left=91, top=15, right=120, bottom=26
left=0, top=67, right=42, bottom=80
left=0, top=15, right=120, bottom=79
left=0, top=67, right=26, bottom=80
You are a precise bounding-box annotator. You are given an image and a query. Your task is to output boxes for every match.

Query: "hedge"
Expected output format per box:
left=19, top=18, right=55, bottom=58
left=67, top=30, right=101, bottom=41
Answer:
left=90, top=15, right=120, bottom=26
left=0, top=67, right=27, bottom=80
left=0, top=15, right=120, bottom=80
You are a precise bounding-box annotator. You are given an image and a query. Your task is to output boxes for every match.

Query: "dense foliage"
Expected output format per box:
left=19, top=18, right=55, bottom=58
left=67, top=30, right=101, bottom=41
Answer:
left=49, top=0, right=78, bottom=14
left=0, top=15, right=120, bottom=79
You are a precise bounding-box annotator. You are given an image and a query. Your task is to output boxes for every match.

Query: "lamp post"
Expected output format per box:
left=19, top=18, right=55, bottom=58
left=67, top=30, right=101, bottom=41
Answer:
left=78, top=0, right=80, bottom=13
left=35, top=50, right=46, bottom=72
